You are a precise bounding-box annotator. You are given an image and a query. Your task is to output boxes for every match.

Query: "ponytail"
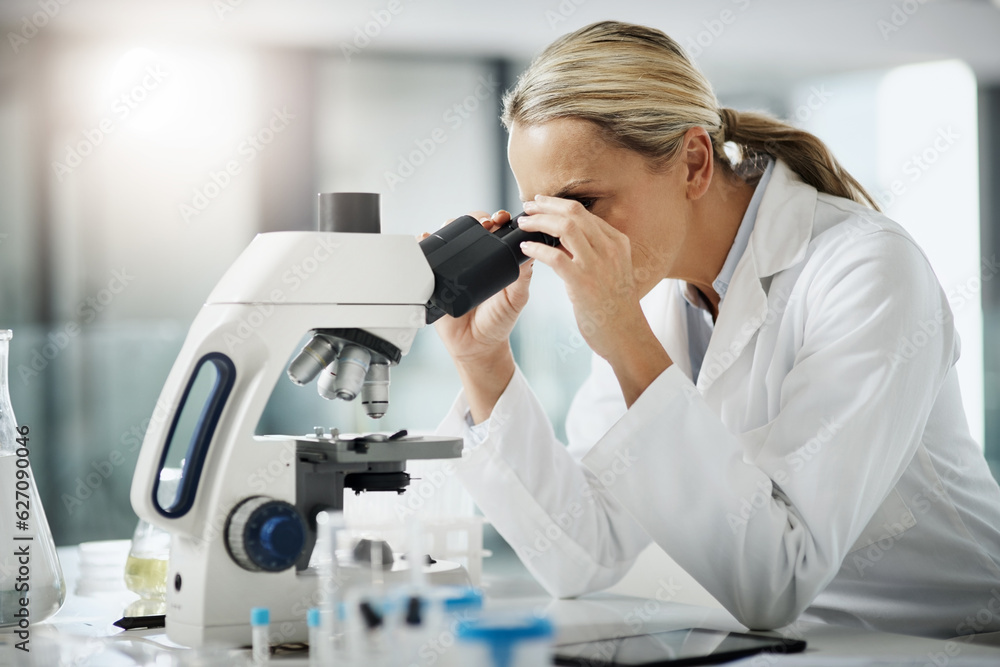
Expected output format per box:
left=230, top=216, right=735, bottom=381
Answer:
left=719, top=108, right=881, bottom=212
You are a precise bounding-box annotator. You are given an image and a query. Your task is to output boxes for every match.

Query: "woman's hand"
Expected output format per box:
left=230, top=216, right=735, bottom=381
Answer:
left=517, top=196, right=672, bottom=405
left=425, top=209, right=534, bottom=422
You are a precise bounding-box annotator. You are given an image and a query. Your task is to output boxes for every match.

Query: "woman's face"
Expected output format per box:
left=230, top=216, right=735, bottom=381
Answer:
left=508, top=117, right=692, bottom=296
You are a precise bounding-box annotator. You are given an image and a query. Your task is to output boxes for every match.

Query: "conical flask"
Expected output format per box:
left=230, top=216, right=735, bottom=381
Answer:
left=0, top=329, right=66, bottom=627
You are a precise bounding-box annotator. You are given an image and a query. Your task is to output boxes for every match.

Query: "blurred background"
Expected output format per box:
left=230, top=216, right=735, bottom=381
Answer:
left=0, top=0, right=998, bottom=557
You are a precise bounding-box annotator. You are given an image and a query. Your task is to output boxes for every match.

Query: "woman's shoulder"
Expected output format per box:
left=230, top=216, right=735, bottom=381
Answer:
left=806, top=192, right=932, bottom=273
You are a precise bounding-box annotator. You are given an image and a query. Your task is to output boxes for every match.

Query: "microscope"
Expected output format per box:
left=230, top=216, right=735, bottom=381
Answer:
left=129, top=193, right=555, bottom=647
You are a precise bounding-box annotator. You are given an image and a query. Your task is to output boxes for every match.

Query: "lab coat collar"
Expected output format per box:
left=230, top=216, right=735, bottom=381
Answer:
left=749, top=159, right=816, bottom=278
left=695, top=159, right=817, bottom=393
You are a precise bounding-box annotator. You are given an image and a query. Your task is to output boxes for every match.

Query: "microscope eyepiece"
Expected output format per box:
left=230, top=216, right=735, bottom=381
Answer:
left=419, top=213, right=558, bottom=323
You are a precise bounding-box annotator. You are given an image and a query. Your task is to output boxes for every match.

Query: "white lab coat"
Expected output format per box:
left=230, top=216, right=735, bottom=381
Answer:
left=436, top=159, right=1000, bottom=639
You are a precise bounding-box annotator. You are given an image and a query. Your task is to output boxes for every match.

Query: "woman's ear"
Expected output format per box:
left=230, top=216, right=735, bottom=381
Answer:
left=680, top=126, right=714, bottom=201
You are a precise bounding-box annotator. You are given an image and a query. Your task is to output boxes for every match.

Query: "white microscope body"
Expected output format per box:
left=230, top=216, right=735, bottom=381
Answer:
left=129, top=195, right=470, bottom=647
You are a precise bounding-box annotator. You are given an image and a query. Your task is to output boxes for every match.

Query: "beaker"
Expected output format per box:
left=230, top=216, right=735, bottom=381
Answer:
left=123, top=468, right=178, bottom=616
left=0, top=329, right=66, bottom=628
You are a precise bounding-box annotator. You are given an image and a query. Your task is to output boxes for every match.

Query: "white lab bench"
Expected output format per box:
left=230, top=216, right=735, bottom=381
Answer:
left=3, top=543, right=1000, bottom=666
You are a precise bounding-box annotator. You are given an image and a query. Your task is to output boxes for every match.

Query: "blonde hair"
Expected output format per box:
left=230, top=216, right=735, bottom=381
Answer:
left=502, top=21, right=880, bottom=211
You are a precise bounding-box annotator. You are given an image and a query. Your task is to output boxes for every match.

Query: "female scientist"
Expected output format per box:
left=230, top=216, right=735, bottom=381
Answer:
left=434, top=21, right=1000, bottom=638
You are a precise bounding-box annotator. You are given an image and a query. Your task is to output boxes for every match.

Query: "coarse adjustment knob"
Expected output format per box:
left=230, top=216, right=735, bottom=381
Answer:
left=225, top=496, right=306, bottom=572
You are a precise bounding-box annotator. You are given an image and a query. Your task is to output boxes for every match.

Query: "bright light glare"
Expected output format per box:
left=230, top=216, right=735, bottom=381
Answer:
left=877, top=60, right=983, bottom=446
left=104, top=47, right=181, bottom=133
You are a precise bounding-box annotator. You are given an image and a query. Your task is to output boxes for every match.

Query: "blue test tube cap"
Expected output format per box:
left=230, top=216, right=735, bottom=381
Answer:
left=307, top=607, right=320, bottom=628
left=456, top=612, right=553, bottom=642
left=456, top=613, right=554, bottom=667
left=251, top=607, right=270, bottom=627
left=441, top=587, right=484, bottom=613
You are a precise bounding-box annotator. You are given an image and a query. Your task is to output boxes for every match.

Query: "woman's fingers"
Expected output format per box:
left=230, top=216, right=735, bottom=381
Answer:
left=519, top=197, right=605, bottom=254
left=519, top=241, right=572, bottom=274
left=483, top=209, right=511, bottom=232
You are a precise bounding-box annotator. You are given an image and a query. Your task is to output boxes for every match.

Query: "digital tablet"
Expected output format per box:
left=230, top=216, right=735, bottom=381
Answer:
left=552, top=628, right=806, bottom=666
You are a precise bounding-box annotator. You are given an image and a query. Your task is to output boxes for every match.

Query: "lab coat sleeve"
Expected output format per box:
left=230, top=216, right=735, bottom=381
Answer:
left=435, top=364, right=652, bottom=597
left=582, top=229, right=957, bottom=630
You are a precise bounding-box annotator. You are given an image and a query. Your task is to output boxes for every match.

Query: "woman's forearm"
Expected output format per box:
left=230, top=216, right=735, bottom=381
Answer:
left=454, top=346, right=517, bottom=424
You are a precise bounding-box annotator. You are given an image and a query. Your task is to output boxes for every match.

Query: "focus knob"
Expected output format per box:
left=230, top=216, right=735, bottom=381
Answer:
left=225, top=497, right=306, bottom=572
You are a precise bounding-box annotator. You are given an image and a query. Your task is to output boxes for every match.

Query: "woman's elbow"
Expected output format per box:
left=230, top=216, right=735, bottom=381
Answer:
left=735, top=606, right=802, bottom=632
left=528, top=558, right=632, bottom=600
left=537, top=572, right=607, bottom=600
left=729, top=588, right=810, bottom=631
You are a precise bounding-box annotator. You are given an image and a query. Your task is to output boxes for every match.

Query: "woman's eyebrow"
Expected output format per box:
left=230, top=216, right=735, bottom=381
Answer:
left=551, top=179, right=596, bottom=199
left=518, top=178, right=597, bottom=204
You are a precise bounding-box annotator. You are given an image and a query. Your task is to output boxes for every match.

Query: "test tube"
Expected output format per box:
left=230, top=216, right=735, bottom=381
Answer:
left=317, top=510, right=345, bottom=660
left=308, top=607, right=322, bottom=667
left=250, top=607, right=270, bottom=665
left=407, top=518, right=427, bottom=591
left=371, top=536, right=385, bottom=587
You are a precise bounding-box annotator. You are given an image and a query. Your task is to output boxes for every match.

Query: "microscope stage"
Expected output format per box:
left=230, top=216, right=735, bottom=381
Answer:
left=267, top=432, right=463, bottom=464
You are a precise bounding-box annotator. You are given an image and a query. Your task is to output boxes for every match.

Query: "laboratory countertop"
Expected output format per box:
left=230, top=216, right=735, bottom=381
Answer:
left=2, top=542, right=1000, bottom=666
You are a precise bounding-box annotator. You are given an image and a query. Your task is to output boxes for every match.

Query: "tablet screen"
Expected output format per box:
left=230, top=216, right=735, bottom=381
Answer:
left=553, top=628, right=806, bottom=666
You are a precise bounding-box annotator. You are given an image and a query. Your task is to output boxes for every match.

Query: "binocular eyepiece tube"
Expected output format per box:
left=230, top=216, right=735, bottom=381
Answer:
left=419, top=213, right=559, bottom=323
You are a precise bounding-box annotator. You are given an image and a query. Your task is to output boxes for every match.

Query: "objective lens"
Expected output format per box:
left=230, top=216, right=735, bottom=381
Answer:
left=334, top=345, right=371, bottom=401
left=361, top=363, right=390, bottom=419
left=316, top=360, right=339, bottom=401
left=287, top=335, right=339, bottom=385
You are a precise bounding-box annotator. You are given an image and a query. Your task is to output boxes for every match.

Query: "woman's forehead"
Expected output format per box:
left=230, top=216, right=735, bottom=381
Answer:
left=508, top=118, right=639, bottom=201
left=509, top=120, right=626, bottom=198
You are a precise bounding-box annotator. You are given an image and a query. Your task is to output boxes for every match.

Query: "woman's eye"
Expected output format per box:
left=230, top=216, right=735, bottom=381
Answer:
left=574, top=198, right=597, bottom=210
